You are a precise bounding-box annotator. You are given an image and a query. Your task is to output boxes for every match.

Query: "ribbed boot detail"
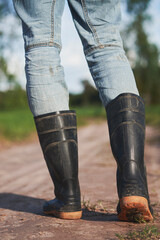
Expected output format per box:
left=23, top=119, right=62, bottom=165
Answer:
left=34, top=110, right=82, bottom=219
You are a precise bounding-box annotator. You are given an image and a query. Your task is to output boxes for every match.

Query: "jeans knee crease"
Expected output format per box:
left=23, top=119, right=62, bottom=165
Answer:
left=25, top=42, right=61, bottom=51
left=84, top=45, right=105, bottom=55
left=84, top=43, right=123, bottom=56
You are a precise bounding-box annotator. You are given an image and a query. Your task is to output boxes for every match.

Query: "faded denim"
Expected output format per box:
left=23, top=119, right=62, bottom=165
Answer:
left=13, top=0, right=139, bottom=116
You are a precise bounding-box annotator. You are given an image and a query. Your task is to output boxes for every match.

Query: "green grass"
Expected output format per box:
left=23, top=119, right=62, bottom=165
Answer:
left=116, top=225, right=160, bottom=240
left=145, top=105, right=160, bottom=127
left=0, top=109, right=35, bottom=141
left=0, top=105, right=159, bottom=142
left=73, top=105, right=106, bottom=126
left=0, top=106, right=106, bottom=141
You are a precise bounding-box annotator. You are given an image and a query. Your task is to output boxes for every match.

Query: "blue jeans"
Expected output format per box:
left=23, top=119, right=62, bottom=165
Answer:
left=13, top=0, right=139, bottom=117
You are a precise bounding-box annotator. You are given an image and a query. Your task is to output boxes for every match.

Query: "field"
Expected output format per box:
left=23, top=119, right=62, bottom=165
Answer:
left=0, top=105, right=159, bottom=141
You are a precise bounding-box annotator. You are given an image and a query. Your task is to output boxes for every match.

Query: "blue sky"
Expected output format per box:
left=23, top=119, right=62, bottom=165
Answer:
left=3, top=0, right=160, bottom=93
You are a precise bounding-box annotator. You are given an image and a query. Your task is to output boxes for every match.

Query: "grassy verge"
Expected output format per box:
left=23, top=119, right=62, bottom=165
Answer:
left=116, top=225, right=160, bottom=240
left=0, top=106, right=106, bottom=142
left=0, top=105, right=159, bottom=142
left=145, top=105, right=160, bottom=127
left=73, top=105, right=106, bottom=126
left=0, top=109, right=35, bottom=142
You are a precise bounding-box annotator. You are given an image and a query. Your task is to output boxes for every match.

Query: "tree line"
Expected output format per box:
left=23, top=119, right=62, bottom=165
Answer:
left=124, top=0, right=160, bottom=104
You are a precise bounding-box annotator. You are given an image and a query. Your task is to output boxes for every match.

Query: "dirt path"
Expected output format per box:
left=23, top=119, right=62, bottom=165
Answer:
left=0, top=123, right=160, bottom=240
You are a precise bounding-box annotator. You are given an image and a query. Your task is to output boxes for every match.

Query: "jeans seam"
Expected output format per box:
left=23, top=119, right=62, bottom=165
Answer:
left=25, top=42, right=61, bottom=51
left=50, top=0, right=56, bottom=42
left=81, top=0, right=102, bottom=47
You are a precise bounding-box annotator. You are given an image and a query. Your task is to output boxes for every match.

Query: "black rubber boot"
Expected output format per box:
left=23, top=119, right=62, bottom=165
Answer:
left=106, top=93, right=153, bottom=222
left=34, top=110, right=82, bottom=219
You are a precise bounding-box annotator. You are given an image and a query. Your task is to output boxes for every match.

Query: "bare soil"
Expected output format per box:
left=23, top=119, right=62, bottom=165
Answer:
left=0, top=122, right=160, bottom=240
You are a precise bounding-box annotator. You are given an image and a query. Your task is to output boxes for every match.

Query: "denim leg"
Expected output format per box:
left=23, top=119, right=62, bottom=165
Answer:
left=68, top=0, right=139, bottom=106
left=13, top=0, right=69, bottom=116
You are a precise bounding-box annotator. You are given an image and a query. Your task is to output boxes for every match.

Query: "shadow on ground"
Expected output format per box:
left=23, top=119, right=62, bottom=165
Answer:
left=0, top=193, right=45, bottom=216
left=0, top=193, right=118, bottom=222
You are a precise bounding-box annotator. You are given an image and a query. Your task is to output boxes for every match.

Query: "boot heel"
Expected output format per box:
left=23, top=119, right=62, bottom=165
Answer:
left=118, top=196, right=153, bottom=222
left=45, top=210, right=82, bottom=220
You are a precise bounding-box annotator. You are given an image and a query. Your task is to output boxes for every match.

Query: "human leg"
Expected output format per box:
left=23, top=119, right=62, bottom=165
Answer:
left=13, top=0, right=82, bottom=219
left=67, top=0, right=139, bottom=106
left=13, top=0, right=69, bottom=116
left=68, top=0, right=153, bottom=221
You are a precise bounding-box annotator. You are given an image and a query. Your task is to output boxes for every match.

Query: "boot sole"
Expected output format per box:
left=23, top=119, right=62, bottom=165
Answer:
left=118, top=196, right=153, bottom=222
left=44, top=210, right=82, bottom=220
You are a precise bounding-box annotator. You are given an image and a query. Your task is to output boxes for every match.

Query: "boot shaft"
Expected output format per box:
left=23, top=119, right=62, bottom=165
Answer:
left=106, top=93, right=149, bottom=199
left=34, top=110, right=80, bottom=202
left=106, top=93, right=145, bottom=166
